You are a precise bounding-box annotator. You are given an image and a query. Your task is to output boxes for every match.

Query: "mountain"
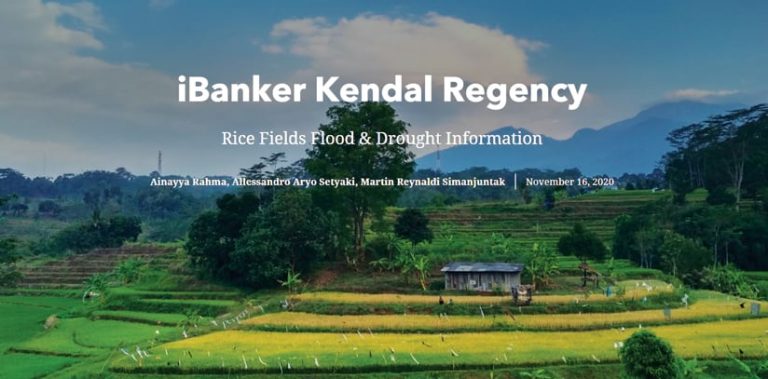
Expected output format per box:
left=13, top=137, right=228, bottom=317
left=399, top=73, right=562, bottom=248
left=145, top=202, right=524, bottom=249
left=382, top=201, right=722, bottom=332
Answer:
left=416, top=101, right=741, bottom=176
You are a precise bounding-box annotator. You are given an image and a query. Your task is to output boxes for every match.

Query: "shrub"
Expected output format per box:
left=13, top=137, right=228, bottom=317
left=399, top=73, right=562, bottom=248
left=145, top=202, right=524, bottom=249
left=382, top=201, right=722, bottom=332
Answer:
left=0, top=238, right=22, bottom=287
left=366, top=234, right=405, bottom=261
left=620, top=330, right=680, bottom=379
left=53, top=214, right=141, bottom=253
left=188, top=189, right=331, bottom=289
left=394, top=208, right=433, bottom=245
left=702, top=264, right=758, bottom=299
left=557, top=223, right=607, bottom=262
left=705, top=186, right=736, bottom=206
left=113, top=259, right=145, bottom=284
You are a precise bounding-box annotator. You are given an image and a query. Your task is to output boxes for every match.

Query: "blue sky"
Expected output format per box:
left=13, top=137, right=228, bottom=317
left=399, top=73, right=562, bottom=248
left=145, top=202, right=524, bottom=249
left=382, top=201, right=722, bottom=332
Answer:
left=1, top=0, right=766, bottom=177
left=93, top=0, right=768, bottom=99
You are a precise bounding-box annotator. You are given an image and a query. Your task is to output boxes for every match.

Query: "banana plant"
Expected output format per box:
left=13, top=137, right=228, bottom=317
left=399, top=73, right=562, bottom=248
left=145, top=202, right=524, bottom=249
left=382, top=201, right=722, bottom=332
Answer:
left=278, top=270, right=303, bottom=293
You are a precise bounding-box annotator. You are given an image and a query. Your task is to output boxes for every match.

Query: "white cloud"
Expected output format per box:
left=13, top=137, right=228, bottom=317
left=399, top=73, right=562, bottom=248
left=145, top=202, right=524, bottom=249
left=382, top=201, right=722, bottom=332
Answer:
left=667, top=88, right=739, bottom=101
left=0, top=4, right=601, bottom=177
left=262, top=13, right=600, bottom=142
left=271, top=17, right=328, bottom=37
left=0, top=1, right=226, bottom=176
left=49, top=1, right=106, bottom=31
left=0, top=1, right=103, bottom=50
left=517, top=38, right=549, bottom=52
left=0, top=1, right=177, bottom=114
left=265, top=13, right=542, bottom=85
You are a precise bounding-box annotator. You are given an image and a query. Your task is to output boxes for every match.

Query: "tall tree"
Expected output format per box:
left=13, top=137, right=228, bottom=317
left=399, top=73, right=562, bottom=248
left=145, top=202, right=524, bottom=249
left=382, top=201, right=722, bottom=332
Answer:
left=241, top=153, right=288, bottom=180
left=261, top=152, right=287, bottom=176
left=305, top=102, right=415, bottom=265
left=557, top=223, right=608, bottom=262
left=635, top=227, right=662, bottom=269
left=186, top=192, right=261, bottom=278
left=394, top=208, right=433, bottom=245
left=232, top=189, right=329, bottom=288
left=240, top=162, right=268, bottom=180
left=0, top=238, right=21, bottom=287
left=659, top=231, right=709, bottom=285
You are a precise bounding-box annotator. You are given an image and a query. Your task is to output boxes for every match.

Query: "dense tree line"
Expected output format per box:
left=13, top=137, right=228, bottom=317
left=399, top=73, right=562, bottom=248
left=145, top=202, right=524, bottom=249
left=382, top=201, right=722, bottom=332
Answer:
left=0, top=168, right=214, bottom=241
left=50, top=213, right=142, bottom=253
left=616, top=169, right=666, bottom=190
left=607, top=105, right=768, bottom=297
left=0, top=168, right=230, bottom=199
left=664, top=104, right=768, bottom=206
left=613, top=198, right=768, bottom=273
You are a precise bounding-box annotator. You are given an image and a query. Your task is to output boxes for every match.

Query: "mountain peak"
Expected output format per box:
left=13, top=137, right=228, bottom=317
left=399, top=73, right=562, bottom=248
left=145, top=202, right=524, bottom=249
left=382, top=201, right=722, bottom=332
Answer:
left=417, top=101, right=742, bottom=175
left=635, top=100, right=742, bottom=123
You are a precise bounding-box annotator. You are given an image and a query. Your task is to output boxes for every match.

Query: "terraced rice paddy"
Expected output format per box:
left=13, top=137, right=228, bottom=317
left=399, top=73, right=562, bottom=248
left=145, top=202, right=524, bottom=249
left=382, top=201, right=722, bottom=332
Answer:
left=138, top=298, right=238, bottom=307
left=243, top=298, right=766, bottom=332
left=112, top=318, right=768, bottom=372
left=14, top=318, right=178, bottom=356
left=0, top=295, right=99, bottom=377
left=4, top=276, right=767, bottom=377
left=2, top=192, right=764, bottom=377
left=92, top=310, right=189, bottom=325
left=292, top=280, right=672, bottom=306
left=15, top=246, right=176, bottom=288
left=104, top=282, right=768, bottom=375
left=10, top=271, right=761, bottom=377
left=419, top=191, right=671, bottom=256
left=0, top=286, right=238, bottom=378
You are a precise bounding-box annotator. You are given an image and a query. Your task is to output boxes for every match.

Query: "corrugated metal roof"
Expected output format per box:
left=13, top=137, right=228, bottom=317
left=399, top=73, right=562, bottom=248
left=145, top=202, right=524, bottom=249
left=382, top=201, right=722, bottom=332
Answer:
left=440, top=262, right=524, bottom=273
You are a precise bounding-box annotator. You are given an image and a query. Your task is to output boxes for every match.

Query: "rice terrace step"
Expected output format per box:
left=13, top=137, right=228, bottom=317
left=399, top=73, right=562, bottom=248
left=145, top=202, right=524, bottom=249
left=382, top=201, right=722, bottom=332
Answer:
left=16, top=246, right=175, bottom=289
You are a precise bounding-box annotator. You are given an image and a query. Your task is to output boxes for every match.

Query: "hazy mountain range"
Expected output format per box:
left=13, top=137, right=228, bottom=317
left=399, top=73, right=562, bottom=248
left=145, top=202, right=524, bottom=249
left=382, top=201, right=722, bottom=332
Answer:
left=416, top=101, right=741, bottom=176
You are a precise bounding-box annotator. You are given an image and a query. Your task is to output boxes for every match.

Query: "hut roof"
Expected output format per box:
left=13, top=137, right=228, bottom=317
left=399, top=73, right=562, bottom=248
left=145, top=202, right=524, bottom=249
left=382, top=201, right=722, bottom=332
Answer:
left=440, top=262, right=524, bottom=273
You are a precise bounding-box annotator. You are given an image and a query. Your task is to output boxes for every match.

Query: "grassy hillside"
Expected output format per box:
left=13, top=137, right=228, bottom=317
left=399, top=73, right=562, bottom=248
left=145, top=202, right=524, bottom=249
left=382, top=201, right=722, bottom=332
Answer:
left=2, top=190, right=766, bottom=378
left=17, top=246, right=177, bottom=288
left=414, top=190, right=671, bottom=260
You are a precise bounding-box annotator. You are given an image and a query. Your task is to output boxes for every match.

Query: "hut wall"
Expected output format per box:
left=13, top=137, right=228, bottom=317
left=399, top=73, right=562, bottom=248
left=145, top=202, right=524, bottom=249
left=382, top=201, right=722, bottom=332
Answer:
left=444, top=272, right=520, bottom=292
